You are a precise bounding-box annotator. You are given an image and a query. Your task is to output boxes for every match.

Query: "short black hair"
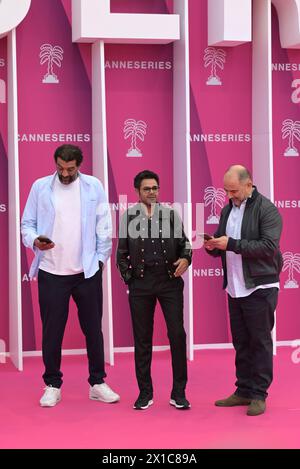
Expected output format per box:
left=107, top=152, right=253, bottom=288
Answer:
left=134, top=170, right=159, bottom=190
left=54, top=144, right=83, bottom=166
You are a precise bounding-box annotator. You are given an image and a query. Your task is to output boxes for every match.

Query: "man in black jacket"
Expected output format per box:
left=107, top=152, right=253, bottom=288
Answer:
left=117, top=170, right=192, bottom=410
left=205, top=165, right=282, bottom=416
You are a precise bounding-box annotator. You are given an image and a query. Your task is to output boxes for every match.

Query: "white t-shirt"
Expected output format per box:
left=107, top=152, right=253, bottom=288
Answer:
left=39, top=175, right=83, bottom=275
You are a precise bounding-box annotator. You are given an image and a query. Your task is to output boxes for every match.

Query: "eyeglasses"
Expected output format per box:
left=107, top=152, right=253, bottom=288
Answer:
left=141, top=186, right=159, bottom=193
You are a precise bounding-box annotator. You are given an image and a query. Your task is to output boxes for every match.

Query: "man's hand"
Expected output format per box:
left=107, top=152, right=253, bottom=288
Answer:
left=34, top=237, right=55, bottom=251
left=204, top=236, right=228, bottom=251
left=173, top=258, right=189, bottom=277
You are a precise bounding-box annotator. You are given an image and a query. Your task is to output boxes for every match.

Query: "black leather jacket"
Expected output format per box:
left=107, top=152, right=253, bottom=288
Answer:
left=116, top=203, right=192, bottom=284
left=207, top=187, right=283, bottom=289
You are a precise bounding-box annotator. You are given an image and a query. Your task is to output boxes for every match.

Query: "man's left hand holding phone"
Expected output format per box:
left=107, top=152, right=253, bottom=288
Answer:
left=34, top=235, right=55, bottom=251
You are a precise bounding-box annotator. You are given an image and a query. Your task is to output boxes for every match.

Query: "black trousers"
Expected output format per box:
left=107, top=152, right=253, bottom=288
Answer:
left=38, top=268, right=106, bottom=388
left=128, top=266, right=187, bottom=398
left=228, top=287, right=278, bottom=400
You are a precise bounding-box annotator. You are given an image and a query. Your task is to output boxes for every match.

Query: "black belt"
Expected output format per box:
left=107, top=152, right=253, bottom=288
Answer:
left=144, top=263, right=165, bottom=270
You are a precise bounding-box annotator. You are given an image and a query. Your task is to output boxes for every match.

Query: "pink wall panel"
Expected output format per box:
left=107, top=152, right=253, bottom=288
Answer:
left=0, top=37, right=8, bottom=349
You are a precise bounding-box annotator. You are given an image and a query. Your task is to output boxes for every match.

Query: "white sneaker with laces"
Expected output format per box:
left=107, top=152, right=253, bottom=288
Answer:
left=89, top=383, right=120, bottom=403
left=40, top=386, right=61, bottom=407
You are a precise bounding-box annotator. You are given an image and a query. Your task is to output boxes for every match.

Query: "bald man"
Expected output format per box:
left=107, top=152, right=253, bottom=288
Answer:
left=204, top=166, right=283, bottom=416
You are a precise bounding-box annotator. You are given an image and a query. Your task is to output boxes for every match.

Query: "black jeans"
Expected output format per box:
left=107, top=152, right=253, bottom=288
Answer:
left=38, top=268, right=106, bottom=388
left=128, top=266, right=187, bottom=398
left=228, top=287, right=278, bottom=400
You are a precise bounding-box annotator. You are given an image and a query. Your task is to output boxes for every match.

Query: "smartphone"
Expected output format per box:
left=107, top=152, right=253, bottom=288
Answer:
left=200, top=233, right=213, bottom=241
left=37, top=235, right=53, bottom=244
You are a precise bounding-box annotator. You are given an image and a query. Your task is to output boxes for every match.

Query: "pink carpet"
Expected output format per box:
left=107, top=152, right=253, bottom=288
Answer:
left=0, top=348, right=299, bottom=449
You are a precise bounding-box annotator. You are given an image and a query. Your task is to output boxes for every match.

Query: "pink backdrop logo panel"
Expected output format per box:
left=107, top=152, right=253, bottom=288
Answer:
left=106, top=0, right=174, bottom=348
left=189, top=0, right=252, bottom=344
left=17, top=0, right=92, bottom=351
left=272, top=6, right=300, bottom=341
left=106, top=42, right=173, bottom=346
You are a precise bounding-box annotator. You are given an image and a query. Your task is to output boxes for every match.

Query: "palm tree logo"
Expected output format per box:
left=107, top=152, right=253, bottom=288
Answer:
left=204, top=186, right=226, bottom=224
left=123, top=119, right=147, bottom=157
left=282, top=252, right=300, bottom=289
left=39, top=44, right=64, bottom=84
left=204, top=47, right=226, bottom=86
left=282, top=119, right=300, bottom=157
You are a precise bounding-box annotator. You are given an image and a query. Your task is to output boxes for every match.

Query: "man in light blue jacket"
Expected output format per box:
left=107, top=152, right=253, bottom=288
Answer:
left=21, top=144, right=120, bottom=407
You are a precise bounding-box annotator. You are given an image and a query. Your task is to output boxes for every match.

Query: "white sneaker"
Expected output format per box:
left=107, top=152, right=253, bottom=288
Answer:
left=40, top=386, right=61, bottom=407
left=89, top=383, right=120, bottom=403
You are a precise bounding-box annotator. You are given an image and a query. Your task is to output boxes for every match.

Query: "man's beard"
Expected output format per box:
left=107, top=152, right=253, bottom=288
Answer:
left=58, top=173, right=78, bottom=185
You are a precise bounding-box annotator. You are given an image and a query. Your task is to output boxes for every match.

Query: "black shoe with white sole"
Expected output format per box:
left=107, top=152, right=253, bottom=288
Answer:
left=133, top=394, right=153, bottom=410
left=170, top=396, right=191, bottom=409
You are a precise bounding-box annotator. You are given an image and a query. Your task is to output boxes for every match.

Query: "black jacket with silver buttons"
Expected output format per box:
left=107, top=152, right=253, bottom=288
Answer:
left=116, top=203, right=192, bottom=284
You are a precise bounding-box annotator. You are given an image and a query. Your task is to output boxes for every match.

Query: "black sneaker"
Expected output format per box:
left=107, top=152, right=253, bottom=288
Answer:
left=170, top=396, right=191, bottom=409
left=133, top=394, right=153, bottom=410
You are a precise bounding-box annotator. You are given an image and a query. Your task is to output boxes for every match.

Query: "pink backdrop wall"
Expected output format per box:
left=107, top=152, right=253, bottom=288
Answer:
left=0, top=0, right=299, bottom=351
left=189, top=0, right=252, bottom=344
